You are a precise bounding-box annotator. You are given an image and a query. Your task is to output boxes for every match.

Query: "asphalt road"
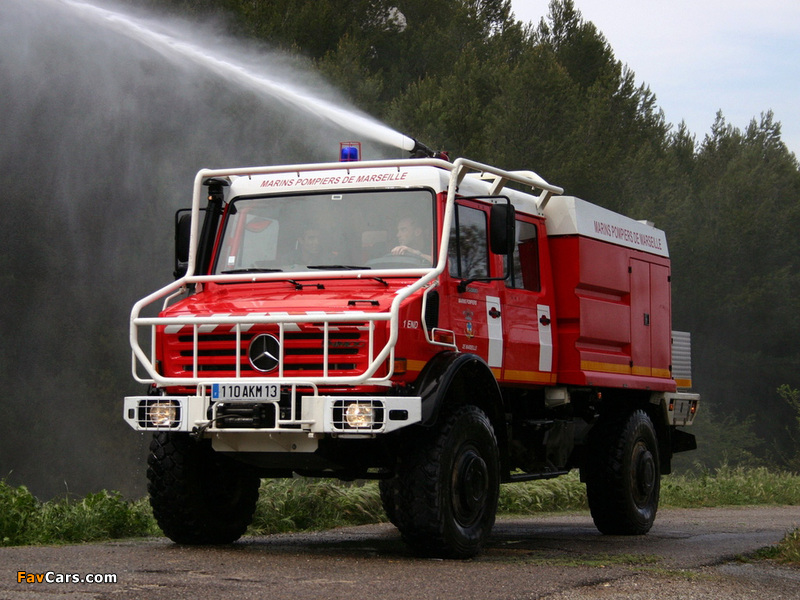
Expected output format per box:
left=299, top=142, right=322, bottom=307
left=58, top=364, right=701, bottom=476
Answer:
left=1, top=506, right=799, bottom=599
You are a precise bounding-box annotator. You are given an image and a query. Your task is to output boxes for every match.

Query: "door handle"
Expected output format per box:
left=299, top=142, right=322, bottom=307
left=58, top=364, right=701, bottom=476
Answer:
left=489, top=307, right=501, bottom=319
left=539, top=314, right=551, bottom=326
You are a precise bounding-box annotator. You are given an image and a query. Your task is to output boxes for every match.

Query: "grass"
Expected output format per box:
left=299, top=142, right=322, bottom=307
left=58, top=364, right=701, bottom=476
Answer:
left=498, top=471, right=588, bottom=513
left=753, top=528, right=800, bottom=566
left=0, top=482, right=158, bottom=546
left=660, top=465, right=800, bottom=508
left=498, top=465, right=800, bottom=515
left=248, top=479, right=385, bottom=534
left=1, top=464, right=799, bottom=559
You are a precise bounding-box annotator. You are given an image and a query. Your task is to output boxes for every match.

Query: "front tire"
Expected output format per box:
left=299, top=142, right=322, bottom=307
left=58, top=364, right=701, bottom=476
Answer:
left=147, top=432, right=260, bottom=544
left=585, top=410, right=660, bottom=535
left=378, top=477, right=402, bottom=528
left=391, top=405, right=500, bottom=558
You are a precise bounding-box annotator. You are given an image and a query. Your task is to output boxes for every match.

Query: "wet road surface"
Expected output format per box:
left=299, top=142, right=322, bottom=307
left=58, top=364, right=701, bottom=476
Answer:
left=1, top=506, right=799, bottom=599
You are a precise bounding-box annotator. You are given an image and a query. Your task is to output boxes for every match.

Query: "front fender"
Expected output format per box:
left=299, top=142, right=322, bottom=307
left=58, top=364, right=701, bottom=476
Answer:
left=414, top=352, right=503, bottom=430
left=413, top=352, right=509, bottom=478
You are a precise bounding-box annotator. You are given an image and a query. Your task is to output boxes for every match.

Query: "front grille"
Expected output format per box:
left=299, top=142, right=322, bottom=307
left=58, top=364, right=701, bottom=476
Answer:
left=164, top=325, right=373, bottom=378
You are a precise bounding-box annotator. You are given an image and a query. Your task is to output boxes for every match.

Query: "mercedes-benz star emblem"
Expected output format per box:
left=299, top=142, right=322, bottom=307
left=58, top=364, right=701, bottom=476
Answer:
left=248, top=334, right=280, bottom=372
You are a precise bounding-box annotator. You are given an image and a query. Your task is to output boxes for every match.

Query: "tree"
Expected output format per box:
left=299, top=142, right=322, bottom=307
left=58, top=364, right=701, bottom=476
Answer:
left=777, top=385, right=800, bottom=468
left=534, top=0, right=616, bottom=91
left=659, top=111, right=800, bottom=465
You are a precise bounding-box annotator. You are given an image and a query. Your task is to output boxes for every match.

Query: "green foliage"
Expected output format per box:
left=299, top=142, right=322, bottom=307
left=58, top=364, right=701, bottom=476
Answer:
left=778, top=384, right=800, bottom=430
left=0, top=481, right=157, bottom=546
left=777, top=385, right=800, bottom=471
left=4, top=467, right=800, bottom=546
left=672, top=403, right=765, bottom=472
left=759, top=528, right=800, bottom=565
left=252, top=468, right=800, bottom=532
left=247, top=468, right=800, bottom=535
left=661, top=465, right=800, bottom=508
left=248, top=479, right=386, bottom=534
left=534, top=0, right=617, bottom=91
left=0, top=481, right=38, bottom=546
left=659, top=112, right=800, bottom=462
left=498, top=471, right=587, bottom=513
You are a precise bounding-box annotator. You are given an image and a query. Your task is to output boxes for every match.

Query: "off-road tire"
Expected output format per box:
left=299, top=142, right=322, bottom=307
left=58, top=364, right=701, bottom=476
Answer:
left=585, top=409, right=660, bottom=535
left=378, top=477, right=402, bottom=528
left=392, top=405, right=500, bottom=559
left=147, top=432, right=260, bottom=544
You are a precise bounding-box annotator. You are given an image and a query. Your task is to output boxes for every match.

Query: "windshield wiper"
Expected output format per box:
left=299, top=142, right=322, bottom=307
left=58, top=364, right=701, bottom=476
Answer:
left=305, top=265, right=390, bottom=286
left=217, top=270, right=323, bottom=290
left=221, top=268, right=284, bottom=274
left=306, top=265, right=371, bottom=270
left=306, top=265, right=389, bottom=287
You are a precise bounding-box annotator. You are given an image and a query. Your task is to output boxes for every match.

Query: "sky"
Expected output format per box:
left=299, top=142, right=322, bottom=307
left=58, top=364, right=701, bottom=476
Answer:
left=510, top=1, right=800, bottom=157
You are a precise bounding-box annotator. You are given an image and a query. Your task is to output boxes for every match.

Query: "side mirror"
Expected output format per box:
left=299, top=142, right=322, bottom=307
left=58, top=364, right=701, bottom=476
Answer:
left=490, top=202, right=515, bottom=255
left=174, top=210, right=192, bottom=279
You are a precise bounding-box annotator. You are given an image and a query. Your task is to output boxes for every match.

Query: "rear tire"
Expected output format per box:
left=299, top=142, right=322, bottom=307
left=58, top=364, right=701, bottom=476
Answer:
left=391, top=405, right=500, bottom=558
left=585, top=410, right=660, bottom=535
left=147, top=432, right=260, bottom=544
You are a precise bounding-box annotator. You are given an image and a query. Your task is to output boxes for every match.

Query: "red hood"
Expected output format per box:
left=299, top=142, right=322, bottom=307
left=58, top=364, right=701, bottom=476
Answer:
left=161, top=278, right=409, bottom=318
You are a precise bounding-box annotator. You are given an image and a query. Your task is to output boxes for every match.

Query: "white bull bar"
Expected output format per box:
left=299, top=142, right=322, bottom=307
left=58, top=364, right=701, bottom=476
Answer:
left=129, top=157, right=562, bottom=389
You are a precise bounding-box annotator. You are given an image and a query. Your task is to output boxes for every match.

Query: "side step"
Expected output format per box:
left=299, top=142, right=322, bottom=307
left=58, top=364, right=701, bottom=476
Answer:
left=509, top=469, right=571, bottom=483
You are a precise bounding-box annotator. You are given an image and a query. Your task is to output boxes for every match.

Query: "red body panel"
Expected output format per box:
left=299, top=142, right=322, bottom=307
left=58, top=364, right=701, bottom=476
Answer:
left=548, top=235, right=675, bottom=392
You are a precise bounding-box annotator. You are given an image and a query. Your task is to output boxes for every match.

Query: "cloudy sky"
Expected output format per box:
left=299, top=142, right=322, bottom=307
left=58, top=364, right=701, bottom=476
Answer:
left=510, top=1, right=800, bottom=157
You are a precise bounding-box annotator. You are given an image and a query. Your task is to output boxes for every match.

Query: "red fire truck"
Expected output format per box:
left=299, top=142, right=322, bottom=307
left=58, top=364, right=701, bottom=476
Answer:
left=124, top=144, right=698, bottom=558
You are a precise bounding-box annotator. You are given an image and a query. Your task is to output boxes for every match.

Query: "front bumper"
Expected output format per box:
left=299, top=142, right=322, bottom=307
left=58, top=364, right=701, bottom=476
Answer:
left=123, top=391, right=422, bottom=438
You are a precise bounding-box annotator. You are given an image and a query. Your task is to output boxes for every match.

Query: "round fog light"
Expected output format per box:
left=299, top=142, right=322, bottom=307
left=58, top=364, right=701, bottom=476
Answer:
left=148, top=401, right=178, bottom=427
left=345, top=403, right=373, bottom=428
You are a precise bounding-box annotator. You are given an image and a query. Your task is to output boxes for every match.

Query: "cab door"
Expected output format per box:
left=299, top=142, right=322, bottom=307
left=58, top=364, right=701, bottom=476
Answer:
left=500, top=217, right=556, bottom=385
left=444, top=201, right=503, bottom=375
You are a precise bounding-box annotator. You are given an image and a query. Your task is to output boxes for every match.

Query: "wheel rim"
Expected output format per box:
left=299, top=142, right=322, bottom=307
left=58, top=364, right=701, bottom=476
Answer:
left=631, top=440, right=656, bottom=506
left=451, top=445, right=489, bottom=527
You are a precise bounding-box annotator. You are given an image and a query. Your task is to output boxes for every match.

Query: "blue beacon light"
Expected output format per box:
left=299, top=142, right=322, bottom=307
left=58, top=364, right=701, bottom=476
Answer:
left=339, top=141, right=361, bottom=162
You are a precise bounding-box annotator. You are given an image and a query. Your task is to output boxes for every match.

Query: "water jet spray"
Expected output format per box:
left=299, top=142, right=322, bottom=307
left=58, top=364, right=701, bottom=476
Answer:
left=56, top=0, right=419, bottom=155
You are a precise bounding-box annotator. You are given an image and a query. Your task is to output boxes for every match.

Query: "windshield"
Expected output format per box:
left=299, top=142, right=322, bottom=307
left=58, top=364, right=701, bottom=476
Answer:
left=213, top=189, right=436, bottom=274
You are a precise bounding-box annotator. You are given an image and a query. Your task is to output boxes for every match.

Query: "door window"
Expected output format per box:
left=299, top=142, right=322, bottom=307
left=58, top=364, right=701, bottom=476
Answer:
left=509, top=219, right=540, bottom=291
left=448, top=204, right=489, bottom=280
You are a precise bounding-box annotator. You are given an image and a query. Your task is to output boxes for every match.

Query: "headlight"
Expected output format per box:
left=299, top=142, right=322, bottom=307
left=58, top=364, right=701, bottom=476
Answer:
left=330, top=399, right=384, bottom=431
left=345, top=403, right=374, bottom=428
left=148, top=400, right=179, bottom=427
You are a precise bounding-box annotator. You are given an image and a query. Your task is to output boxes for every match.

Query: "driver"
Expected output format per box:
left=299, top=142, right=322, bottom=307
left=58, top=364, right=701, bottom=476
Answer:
left=295, top=227, right=322, bottom=264
left=391, top=217, right=432, bottom=264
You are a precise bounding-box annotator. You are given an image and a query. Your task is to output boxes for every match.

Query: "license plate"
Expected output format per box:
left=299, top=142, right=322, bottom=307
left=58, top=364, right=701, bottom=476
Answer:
left=211, top=383, right=280, bottom=402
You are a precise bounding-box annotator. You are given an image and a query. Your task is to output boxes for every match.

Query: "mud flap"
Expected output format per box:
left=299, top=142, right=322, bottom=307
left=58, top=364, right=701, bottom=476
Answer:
left=671, top=428, right=697, bottom=453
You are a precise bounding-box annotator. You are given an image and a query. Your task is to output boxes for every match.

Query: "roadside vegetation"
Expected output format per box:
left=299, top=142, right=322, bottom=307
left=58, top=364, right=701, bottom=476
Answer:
left=755, top=528, right=800, bottom=565
left=0, top=483, right=157, bottom=546
left=3, top=466, right=798, bottom=564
